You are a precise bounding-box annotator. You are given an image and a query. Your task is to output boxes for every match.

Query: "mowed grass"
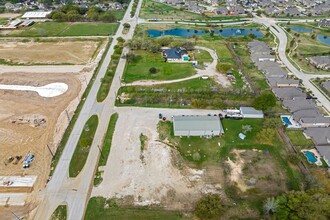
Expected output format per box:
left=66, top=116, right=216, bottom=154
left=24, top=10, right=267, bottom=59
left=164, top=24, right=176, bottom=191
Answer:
left=50, top=205, right=67, bottom=220
left=98, top=113, right=118, bottom=166
left=124, top=50, right=196, bottom=83
left=85, top=197, right=187, bottom=220
left=69, top=115, right=99, bottom=177
left=6, top=22, right=118, bottom=37
left=286, top=130, right=314, bottom=147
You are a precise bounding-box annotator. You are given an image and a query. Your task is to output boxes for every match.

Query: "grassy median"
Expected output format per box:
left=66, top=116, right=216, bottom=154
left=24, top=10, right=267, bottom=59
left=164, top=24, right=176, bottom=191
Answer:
left=94, top=113, right=119, bottom=186
left=69, top=115, right=99, bottom=177
left=50, top=205, right=67, bottom=220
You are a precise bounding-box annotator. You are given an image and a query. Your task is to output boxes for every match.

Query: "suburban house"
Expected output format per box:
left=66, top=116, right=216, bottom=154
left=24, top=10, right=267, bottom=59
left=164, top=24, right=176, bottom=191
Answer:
left=321, top=80, right=330, bottom=92
left=267, top=77, right=299, bottom=88
left=163, top=47, right=189, bottom=62
left=283, top=98, right=316, bottom=113
left=315, top=146, right=330, bottom=166
left=292, top=109, right=330, bottom=128
left=272, top=88, right=306, bottom=100
left=173, top=115, right=224, bottom=137
left=304, top=127, right=330, bottom=145
left=318, top=19, right=330, bottom=27
left=214, top=8, right=228, bottom=15
left=307, top=56, right=330, bottom=70
left=239, top=107, right=264, bottom=118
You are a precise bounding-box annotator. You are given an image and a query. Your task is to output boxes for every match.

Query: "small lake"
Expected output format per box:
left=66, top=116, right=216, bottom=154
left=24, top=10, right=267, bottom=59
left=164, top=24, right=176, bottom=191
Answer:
left=291, top=26, right=312, bottom=33
left=147, top=28, right=263, bottom=38
left=317, top=34, right=330, bottom=46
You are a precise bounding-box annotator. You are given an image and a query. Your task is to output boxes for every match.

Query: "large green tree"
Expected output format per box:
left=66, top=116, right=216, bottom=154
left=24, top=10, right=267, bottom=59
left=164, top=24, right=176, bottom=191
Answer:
left=252, top=93, right=276, bottom=111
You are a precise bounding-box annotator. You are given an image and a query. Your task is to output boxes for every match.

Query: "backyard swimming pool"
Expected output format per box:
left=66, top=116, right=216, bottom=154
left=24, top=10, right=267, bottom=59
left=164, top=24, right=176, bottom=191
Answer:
left=303, top=151, right=317, bottom=163
left=281, top=116, right=292, bottom=126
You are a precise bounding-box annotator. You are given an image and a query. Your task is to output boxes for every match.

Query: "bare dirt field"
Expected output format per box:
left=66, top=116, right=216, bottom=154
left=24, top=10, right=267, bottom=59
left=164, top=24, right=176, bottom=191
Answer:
left=0, top=39, right=105, bottom=65
left=0, top=66, right=96, bottom=218
left=0, top=13, right=21, bottom=18
left=225, top=149, right=288, bottom=195
left=92, top=107, right=226, bottom=211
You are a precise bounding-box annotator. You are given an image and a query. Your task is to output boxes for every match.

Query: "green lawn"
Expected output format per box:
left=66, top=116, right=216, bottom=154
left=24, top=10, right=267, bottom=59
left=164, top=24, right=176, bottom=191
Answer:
left=98, top=113, right=119, bottom=166
left=85, top=197, right=187, bottom=220
left=69, top=115, right=99, bottom=177
left=4, top=22, right=118, bottom=37
left=50, top=205, right=67, bottom=220
left=123, top=50, right=196, bottom=83
left=61, top=23, right=118, bottom=36
left=286, top=130, right=314, bottom=147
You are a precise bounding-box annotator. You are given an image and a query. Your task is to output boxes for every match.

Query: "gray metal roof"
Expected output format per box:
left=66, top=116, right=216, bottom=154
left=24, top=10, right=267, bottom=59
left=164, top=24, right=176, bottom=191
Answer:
left=173, top=115, right=222, bottom=133
left=240, top=107, right=264, bottom=115
left=267, top=77, right=299, bottom=87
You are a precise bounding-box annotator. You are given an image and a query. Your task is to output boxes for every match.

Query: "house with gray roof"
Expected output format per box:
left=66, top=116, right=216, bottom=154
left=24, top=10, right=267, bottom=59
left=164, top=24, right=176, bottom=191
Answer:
left=282, top=98, right=316, bottom=112
left=304, top=127, right=330, bottom=145
left=316, top=146, right=330, bottom=166
left=256, top=62, right=288, bottom=78
left=267, top=77, right=299, bottom=88
left=292, top=108, right=330, bottom=128
left=308, top=56, right=330, bottom=70
left=284, top=7, right=301, bottom=16
left=318, top=19, right=330, bottom=27
left=321, top=80, right=330, bottom=92
left=272, top=88, right=305, bottom=100
left=173, top=115, right=224, bottom=137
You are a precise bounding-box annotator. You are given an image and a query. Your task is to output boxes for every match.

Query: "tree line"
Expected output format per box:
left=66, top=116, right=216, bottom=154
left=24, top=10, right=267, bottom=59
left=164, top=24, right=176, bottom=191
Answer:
left=48, top=4, right=117, bottom=22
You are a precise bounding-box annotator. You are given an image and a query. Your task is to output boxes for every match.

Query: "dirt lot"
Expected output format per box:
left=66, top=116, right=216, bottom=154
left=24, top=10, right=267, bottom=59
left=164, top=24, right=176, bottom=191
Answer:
left=92, top=107, right=226, bottom=211
left=226, top=149, right=288, bottom=195
left=0, top=39, right=104, bottom=65
left=0, top=13, right=21, bottom=18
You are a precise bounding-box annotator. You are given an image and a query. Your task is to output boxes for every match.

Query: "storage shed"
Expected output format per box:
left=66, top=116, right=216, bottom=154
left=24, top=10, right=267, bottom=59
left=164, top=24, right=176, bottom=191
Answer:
left=173, top=115, right=224, bottom=137
left=240, top=107, right=264, bottom=118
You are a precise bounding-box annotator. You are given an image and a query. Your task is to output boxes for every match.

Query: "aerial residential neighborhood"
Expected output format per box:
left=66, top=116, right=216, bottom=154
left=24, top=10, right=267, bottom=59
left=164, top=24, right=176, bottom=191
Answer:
left=0, top=0, right=329, bottom=219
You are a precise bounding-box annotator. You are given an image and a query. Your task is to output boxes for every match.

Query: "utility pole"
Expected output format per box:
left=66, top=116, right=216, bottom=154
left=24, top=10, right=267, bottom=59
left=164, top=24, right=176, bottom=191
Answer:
left=11, top=211, right=21, bottom=220
left=65, top=110, right=70, bottom=121
left=97, top=145, right=104, bottom=159
left=46, top=144, right=55, bottom=159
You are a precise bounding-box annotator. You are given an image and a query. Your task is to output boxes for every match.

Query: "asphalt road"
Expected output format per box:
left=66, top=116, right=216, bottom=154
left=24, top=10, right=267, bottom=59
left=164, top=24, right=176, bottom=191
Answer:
left=34, top=0, right=143, bottom=219
left=252, top=15, right=330, bottom=112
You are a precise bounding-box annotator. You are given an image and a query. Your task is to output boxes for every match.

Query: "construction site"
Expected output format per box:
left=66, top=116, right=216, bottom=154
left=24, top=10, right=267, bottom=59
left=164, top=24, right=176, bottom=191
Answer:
left=0, top=37, right=107, bottom=218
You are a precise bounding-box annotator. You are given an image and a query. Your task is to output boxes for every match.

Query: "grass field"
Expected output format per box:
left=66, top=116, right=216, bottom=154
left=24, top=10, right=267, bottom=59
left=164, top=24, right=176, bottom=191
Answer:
left=4, top=22, right=119, bottom=37
left=50, top=205, right=67, bottom=220
left=69, top=115, right=99, bottom=177
left=286, top=130, right=314, bottom=147
left=85, top=197, right=187, bottom=220
left=123, top=50, right=196, bottom=83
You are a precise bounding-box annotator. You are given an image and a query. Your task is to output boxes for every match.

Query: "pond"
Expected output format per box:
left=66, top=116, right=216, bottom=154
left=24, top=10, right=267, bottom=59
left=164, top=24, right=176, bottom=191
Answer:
left=291, top=26, right=312, bottom=33
left=147, top=28, right=263, bottom=38
left=317, top=34, right=330, bottom=46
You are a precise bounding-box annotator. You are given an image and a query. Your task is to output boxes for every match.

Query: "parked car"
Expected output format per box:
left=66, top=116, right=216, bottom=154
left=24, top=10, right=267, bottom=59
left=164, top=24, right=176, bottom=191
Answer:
left=159, top=113, right=163, bottom=119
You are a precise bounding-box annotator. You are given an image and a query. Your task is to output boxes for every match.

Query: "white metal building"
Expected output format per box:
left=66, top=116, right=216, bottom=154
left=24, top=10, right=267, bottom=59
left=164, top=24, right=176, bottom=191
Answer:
left=22, top=11, right=51, bottom=19
left=240, top=107, right=264, bottom=118
left=173, top=115, right=224, bottom=137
